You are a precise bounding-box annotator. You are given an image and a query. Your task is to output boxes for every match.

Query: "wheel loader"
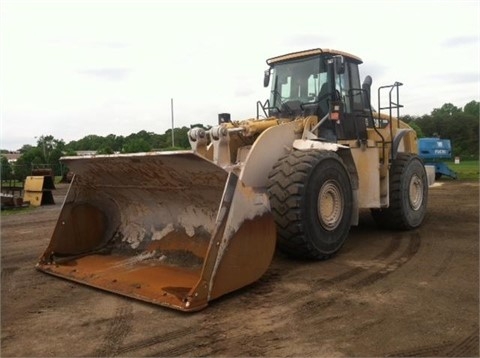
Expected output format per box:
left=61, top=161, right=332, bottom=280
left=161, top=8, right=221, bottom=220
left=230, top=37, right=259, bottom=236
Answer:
left=36, top=48, right=429, bottom=311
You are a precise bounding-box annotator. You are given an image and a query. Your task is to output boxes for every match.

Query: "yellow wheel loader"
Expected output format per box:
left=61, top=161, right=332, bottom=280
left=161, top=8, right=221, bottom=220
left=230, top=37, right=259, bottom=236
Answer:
left=36, top=48, right=429, bottom=311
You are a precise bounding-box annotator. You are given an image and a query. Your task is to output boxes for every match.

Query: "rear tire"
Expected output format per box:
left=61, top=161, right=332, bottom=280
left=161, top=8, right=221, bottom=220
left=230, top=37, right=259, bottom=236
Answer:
left=371, top=153, right=428, bottom=230
left=267, top=150, right=353, bottom=260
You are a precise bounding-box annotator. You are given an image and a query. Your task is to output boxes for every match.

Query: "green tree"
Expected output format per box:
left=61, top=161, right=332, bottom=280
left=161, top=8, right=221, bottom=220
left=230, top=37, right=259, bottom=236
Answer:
left=63, top=148, right=77, bottom=156
left=19, top=144, right=34, bottom=153
left=409, top=121, right=424, bottom=138
left=17, top=147, right=43, bottom=167
left=122, top=138, right=152, bottom=153
left=1, top=156, right=12, bottom=180
left=35, top=135, right=63, bottom=162
left=463, top=100, right=479, bottom=118
left=97, top=146, right=114, bottom=155
left=414, top=101, right=479, bottom=158
left=103, top=134, right=124, bottom=152
left=401, top=116, right=424, bottom=138
left=431, top=103, right=461, bottom=117
left=47, top=148, right=65, bottom=175
left=164, top=127, right=190, bottom=149
left=68, top=134, right=104, bottom=151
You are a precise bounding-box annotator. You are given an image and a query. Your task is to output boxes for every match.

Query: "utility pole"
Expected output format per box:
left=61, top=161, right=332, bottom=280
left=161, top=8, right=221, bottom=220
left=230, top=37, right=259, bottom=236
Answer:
left=171, top=98, right=175, bottom=147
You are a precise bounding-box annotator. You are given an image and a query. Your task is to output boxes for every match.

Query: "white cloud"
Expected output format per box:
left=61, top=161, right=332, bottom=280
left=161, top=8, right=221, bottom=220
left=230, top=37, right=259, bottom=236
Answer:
left=1, top=0, right=479, bottom=150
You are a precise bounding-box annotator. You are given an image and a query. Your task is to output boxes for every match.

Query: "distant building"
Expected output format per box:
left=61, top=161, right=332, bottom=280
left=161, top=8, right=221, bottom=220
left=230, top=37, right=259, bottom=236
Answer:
left=1, top=153, right=21, bottom=163
left=75, top=150, right=97, bottom=156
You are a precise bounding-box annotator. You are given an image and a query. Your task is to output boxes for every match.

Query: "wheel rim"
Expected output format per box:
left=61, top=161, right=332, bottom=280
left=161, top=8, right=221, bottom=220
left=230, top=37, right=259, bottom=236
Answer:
left=409, top=174, right=423, bottom=211
left=317, top=180, right=343, bottom=231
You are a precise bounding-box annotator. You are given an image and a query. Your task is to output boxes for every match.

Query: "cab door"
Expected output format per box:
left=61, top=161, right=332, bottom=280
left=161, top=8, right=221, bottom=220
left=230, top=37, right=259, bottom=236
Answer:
left=334, top=61, right=368, bottom=141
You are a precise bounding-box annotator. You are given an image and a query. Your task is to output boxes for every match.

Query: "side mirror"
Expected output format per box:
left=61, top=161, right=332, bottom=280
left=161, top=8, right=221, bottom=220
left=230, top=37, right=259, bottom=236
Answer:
left=263, top=69, right=271, bottom=87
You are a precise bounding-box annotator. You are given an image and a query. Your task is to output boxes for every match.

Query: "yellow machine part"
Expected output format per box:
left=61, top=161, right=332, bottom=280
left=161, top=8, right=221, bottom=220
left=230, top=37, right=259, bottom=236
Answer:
left=23, top=176, right=55, bottom=207
left=36, top=152, right=276, bottom=311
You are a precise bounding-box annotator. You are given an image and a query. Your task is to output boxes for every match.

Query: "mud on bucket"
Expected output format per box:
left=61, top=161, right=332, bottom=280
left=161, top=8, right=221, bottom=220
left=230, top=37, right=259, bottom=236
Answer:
left=36, top=151, right=276, bottom=311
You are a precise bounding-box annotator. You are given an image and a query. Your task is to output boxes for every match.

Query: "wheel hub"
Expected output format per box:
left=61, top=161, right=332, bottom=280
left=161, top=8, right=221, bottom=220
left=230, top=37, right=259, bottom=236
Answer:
left=317, top=180, right=343, bottom=231
left=409, top=174, right=423, bottom=211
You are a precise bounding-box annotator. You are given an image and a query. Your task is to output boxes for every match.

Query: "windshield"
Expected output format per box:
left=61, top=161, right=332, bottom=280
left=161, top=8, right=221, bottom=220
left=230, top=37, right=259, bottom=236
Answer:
left=269, top=56, right=327, bottom=109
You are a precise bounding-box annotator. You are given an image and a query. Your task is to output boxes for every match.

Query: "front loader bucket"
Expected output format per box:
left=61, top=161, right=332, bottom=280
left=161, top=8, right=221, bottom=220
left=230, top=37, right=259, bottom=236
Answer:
left=36, top=152, right=276, bottom=311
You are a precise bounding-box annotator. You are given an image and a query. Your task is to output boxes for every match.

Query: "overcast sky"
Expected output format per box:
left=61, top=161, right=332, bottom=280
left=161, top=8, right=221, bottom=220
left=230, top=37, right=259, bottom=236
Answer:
left=1, top=0, right=479, bottom=151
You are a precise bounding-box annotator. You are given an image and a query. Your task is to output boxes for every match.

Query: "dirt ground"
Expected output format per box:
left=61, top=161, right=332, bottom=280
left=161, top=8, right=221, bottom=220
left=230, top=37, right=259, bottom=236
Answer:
left=1, top=180, right=478, bottom=357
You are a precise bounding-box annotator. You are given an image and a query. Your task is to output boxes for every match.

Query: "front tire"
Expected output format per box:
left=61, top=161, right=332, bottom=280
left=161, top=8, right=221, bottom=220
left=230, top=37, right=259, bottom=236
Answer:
left=371, top=153, right=428, bottom=230
left=267, top=150, right=353, bottom=260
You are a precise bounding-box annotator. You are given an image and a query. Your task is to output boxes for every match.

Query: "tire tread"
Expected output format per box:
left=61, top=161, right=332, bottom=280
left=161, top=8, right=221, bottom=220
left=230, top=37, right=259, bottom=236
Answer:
left=267, top=150, right=348, bottom=260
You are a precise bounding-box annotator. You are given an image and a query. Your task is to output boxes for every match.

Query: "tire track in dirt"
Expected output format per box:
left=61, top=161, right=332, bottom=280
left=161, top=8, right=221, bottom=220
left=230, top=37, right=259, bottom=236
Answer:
left=292, top=233, right=417, bottom=328
left=317, top=235, right=402, bottom=287
left=152, top=341, right=208, bottom=357
left=193, top=305, right=247, bottom=356
left=2, top=275, right=73, bottom=322
left=1, top=251, right=44, bottom=267
left=0, top=266, right=20, bottom=298
left=433, top=251, right=454, bottom=278
left=162, top=295, right=287, bottom=357
left=1, top=266, right=19, bottom=282
left=190, top=233, right=409, bottom=344
left=444, top=330, right=480, bottom=357
left=88, top=232, right=419, bottom=357
left=191, top=311, right=272, bottom=357
left=230, top=232, right=403, bottom=310
left=1, top=217, right=57, bottom=229
left=106, top=327, right=198, bottom=357
left=350, top=232, right=421, bottom=289
left=294, top=297, right=338, bottom=325
left=26, top=283, right=79, bottom=313
left=92, top=302, right=133, bottom=357
left=386, top=342, right=453, bottom=357
left=386, top=329, right=479, bottom=357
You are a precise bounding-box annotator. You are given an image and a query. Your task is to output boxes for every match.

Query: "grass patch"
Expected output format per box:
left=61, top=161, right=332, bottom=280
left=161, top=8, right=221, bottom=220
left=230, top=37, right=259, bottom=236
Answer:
left=1, top=179, right=24, bottom=188
left=0, top=206, right=36, bottom=216
left=443, top=160, right=479, bottom=180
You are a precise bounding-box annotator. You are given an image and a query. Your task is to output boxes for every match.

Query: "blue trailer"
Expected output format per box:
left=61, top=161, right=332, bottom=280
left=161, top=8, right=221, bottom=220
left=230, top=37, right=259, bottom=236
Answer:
left=418, top=138, right=458, bottom=179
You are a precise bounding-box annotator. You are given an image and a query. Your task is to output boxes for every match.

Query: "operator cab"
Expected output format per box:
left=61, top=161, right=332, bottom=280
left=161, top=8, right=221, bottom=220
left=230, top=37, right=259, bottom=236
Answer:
left=262, top=48, right=372, bottom=142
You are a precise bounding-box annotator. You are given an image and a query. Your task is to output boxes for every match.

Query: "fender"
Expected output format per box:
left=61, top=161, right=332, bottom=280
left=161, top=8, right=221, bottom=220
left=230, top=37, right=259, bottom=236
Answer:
left=294, top=139, right=360, bottom=226
left=392, top=128, right=415, bottom=158
left=240, top=121, right=300, bottom=188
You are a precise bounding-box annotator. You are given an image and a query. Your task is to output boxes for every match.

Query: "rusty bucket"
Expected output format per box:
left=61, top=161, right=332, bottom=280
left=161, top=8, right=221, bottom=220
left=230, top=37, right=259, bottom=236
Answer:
left=36, top=152, right=276, bottom=311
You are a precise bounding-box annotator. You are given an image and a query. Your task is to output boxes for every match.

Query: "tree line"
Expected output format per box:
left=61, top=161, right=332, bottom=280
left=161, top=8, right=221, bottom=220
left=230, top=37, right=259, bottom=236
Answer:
left=0, top=125, right=206, bottom=180
left=402, top=100, right=478, bottom=159
left=1, top=101, right=478, bottom=181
